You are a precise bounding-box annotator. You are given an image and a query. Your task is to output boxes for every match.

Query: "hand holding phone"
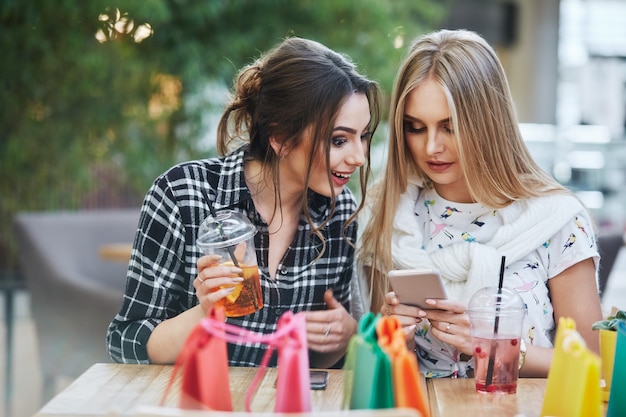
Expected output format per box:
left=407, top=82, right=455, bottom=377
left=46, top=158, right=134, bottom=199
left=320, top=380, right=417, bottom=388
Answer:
left=388, top=268, right=447, bottom=310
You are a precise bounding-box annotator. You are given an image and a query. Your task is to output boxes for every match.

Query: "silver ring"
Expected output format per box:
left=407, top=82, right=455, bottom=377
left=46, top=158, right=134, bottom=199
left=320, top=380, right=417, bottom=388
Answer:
left=324, top=323, right=332, bottom=337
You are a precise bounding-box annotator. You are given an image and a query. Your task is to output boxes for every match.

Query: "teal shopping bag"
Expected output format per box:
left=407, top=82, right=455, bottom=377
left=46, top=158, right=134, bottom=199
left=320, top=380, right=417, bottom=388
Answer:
left=343, top=312, right=394, bottom=409
left=607, top=321, right=626, bottom=417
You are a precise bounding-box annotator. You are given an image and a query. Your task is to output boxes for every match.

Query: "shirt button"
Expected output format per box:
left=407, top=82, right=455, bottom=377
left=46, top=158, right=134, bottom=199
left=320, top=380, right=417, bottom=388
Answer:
left=275, top=308, right=283, bottom=316
left=279, top=267, right=288, bottom=275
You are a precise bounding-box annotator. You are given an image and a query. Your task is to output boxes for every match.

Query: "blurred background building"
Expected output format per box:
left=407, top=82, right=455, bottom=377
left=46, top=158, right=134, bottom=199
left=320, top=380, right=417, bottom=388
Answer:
left=444, top=0, right=626, bottom=234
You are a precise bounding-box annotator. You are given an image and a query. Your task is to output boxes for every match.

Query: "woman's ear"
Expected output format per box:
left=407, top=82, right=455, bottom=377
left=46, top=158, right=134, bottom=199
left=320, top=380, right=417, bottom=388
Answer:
left=269, top=136, right=288, bottom=160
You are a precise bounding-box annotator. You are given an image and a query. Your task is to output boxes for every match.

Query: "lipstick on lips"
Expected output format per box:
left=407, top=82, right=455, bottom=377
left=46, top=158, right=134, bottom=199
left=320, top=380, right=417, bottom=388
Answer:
left=427, top=161, right=452, bottom=173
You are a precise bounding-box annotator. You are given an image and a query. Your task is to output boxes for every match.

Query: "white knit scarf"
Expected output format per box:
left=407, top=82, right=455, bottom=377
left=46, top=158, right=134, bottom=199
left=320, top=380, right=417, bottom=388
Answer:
left=391, top=182, right=587, bottom=303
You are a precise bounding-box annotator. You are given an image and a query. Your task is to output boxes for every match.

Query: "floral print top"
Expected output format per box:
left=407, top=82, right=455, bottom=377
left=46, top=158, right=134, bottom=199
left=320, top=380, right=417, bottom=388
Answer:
left=412, top=188, right=598, bottom=378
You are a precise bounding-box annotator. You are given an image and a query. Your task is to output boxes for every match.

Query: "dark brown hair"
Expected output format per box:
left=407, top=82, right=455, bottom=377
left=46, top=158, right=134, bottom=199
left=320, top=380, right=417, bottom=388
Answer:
left=217, top=37, right=381, bottom=250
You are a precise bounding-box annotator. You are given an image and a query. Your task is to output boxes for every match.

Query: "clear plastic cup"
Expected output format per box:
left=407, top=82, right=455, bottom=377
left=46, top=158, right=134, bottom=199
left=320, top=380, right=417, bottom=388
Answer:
left=467, top=286, right=526, bottom=394
left=196, top=210, right=263, bottom=317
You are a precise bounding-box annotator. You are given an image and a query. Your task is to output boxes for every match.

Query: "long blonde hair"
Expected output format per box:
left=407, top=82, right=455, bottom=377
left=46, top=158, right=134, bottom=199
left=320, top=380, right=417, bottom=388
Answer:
left=359, top=29, right=568, bottom=312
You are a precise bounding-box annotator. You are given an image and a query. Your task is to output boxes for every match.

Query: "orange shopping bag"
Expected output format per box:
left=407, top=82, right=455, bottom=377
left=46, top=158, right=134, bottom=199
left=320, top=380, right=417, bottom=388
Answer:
left=377, top=315, right=429, bottom=417
left=540, top=317, right=602, bottom=417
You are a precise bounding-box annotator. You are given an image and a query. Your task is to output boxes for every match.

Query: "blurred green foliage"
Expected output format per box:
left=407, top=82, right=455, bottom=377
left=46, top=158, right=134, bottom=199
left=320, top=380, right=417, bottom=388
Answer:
left=0, top=0, right=446, bottom=271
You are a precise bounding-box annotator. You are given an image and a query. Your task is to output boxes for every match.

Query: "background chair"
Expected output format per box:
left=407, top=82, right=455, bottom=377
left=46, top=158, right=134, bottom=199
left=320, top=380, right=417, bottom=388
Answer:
left=596, top=232, right=624, bottom=300
left=13, top=209, right=140, bottom=400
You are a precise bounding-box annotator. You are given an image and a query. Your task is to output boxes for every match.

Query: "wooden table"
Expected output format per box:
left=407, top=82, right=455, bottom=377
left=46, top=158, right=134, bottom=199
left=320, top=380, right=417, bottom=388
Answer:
left=34, top=363, right=350, bottom=416
left=98, top=243, right=133, bottom=262
left=427, top=378, right=545, bottom=417
left=427, top=377, right=607, bottom=417
left=33, top=363, right=605, bottom=417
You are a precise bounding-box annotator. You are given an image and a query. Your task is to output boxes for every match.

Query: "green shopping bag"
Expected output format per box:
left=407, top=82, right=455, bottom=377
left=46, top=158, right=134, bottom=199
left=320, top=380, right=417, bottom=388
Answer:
left=343, top=312, right=394, bottom=409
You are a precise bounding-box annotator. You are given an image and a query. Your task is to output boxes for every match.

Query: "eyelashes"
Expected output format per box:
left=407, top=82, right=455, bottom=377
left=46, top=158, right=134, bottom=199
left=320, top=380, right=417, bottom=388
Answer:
left=403, top=121, right=453, bottom=135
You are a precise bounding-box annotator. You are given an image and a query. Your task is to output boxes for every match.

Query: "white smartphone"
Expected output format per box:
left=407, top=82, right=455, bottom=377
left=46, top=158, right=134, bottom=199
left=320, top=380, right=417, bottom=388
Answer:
left=388, top=268, right=448, bottom=309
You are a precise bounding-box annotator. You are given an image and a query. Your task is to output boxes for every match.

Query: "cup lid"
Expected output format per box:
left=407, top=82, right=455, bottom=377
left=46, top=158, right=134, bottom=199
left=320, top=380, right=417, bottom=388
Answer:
left=196, top=210, right=257, bottom=249
left=467, top=286, right=526, bottom=317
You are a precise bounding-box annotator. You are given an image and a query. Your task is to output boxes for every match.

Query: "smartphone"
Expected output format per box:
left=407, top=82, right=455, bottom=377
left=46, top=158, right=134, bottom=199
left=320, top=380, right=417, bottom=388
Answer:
left=274, top=370, right=328, bottom=390
left=388, top=268, right=447, bottom=309
left=309, top=370, right=328, bottom=390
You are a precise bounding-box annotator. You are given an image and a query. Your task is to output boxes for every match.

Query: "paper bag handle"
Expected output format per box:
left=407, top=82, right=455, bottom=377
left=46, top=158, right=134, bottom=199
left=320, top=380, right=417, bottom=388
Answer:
left=200, top=310, right=305, bottom=412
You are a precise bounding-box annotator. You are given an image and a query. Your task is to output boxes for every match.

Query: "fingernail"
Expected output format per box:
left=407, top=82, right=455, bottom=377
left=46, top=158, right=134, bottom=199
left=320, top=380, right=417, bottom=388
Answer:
left=392, top=297, right=398, bottom=304
left=232, top=277, right=244, bottom=283
left=425, top=299, right=436, bottom=305
left=418, top=310, right=427, bottom=317
left=230, top=267, right=242, bottom=274
left=224, top=286, right=236, bottom=293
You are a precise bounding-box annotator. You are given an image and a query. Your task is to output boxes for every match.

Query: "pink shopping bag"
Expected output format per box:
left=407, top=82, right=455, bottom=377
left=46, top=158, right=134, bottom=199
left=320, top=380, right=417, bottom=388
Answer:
left=163, top=306, right=311, bottom=413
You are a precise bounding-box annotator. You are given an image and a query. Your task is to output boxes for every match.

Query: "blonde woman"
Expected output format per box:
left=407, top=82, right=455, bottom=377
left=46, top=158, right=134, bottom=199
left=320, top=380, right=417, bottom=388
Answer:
left=359, top=29, right=602, bottom=378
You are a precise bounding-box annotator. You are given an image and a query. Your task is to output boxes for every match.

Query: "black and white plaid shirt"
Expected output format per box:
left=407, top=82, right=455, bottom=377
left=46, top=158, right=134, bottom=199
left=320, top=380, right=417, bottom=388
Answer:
left=107, top=147, right=358, bottom=366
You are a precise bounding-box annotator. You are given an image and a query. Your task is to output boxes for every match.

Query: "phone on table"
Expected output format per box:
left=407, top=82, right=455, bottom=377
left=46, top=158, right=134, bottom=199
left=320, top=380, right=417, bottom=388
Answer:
left=275, top=370, right=328, bottom=390
left=309, top=370, right=328, bottom=390
left=388, top=268, right=447, bottom=309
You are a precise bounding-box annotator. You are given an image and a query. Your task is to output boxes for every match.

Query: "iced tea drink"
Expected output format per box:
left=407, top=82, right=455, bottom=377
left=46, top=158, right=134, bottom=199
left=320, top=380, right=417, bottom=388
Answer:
left=472, top=336, right=521, bottom=393
left=216, top=263, right=263, bottom=317
left=197, top=210, right=263, bottom=317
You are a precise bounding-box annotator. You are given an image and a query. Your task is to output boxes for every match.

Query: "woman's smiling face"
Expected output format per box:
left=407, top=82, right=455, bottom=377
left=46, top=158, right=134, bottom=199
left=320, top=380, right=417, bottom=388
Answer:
left=283, top=92, right=372, bottom=197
